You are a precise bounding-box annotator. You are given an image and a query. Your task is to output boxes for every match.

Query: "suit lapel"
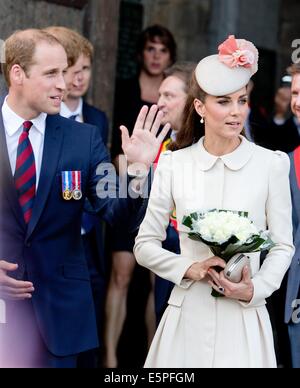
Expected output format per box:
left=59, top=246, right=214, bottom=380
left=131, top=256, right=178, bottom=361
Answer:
left=82, top=101, right=89, bottom=124
left=26, top=115, right=64, bottom=239
left=0, top=97, right=26, bottom=229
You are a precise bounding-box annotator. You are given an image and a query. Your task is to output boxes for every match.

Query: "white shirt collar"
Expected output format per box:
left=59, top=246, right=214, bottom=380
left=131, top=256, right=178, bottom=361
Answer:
left=60, top=98, right=83, bottom=119
left=192, top=136, right=255, bottom=171
left=2, top=96, right=47, bottom=136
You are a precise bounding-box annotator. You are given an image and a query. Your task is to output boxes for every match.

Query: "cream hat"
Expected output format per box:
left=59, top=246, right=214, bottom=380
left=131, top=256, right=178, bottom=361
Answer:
left=195, top=35, right=259, bottom=96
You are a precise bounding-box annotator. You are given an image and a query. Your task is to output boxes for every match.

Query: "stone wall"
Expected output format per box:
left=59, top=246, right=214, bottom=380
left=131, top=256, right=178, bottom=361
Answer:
left=0, top=0, right=120, bottom=129
left=0, top=0, right=83, bottom=36
left=1, top=0, right=300, bottom=131
left=140, top=0, right=299, bottom=109
left=0, top=0, right=80, bottom=93
left=83, top=0, right=120, bottom=126
left=279, top=0, right=300, bottom=78
left=142, top=0, right=211, bottom=62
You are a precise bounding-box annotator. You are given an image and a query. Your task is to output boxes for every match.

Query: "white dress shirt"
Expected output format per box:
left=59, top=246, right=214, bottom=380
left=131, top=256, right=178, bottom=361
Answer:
left=2, top=96, right=47, bottom=188
left=60, top=99, right=83, bottom=123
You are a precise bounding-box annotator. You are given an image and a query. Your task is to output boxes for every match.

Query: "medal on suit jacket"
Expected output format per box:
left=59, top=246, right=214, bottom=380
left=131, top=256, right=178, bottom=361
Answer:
left=62, top=171, right=73, bottom=201
left=72, top=171, right=82, bottom=200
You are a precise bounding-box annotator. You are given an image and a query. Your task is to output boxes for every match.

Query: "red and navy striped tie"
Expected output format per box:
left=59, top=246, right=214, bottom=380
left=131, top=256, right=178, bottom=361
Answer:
left=14, top=121, right=36, bottom=224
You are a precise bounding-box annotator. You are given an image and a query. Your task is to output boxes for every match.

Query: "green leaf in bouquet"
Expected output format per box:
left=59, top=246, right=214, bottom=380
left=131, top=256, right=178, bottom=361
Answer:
left=190, top=212, right=201, bottom=220
left=221, top=243, right=245, bottom=260
left=223, top=235, right=239, bottom=246
left=188, top=233, right=203, bottom=242
left=182, top=212, right=201, bottom=229
left=213, top=236, right=240, bottom=259
left=209, top=246, right=224, bottom=258
left=199, top=237, right=222, bottom=247
left=199, top=235, right=239, bottom=250
left=182, top=216, right=193, bottom=229
left=220, top=236, right=270, bottom=260
left=243, top=237, right=266, bottom=252
left=213, top=209, right=249, bottom=218
left=260, top=236, right=275, bottom=250
left=237, top=211, right=249, bottom=217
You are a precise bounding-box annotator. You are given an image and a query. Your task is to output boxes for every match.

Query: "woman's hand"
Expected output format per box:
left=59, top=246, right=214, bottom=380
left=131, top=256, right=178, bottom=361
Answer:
left=120, top=105, right=171, bottom=170
left=208, top=266, right=254, bottom=302
left=184, top=257, right=226, bottom=282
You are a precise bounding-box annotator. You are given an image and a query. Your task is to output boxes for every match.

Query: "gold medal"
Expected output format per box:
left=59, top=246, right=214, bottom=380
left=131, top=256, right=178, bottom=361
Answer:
left=63, top=189, right=73, bottom=201
left=72, top=189, right=82, bottom=201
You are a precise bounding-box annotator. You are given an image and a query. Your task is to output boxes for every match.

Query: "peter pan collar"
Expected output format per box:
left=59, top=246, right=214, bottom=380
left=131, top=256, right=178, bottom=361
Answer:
left=192, top=136, right=255, bottom=171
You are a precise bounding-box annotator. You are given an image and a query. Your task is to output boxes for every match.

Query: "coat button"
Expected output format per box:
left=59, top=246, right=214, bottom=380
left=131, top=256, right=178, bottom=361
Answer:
left=25, top=241, right=31, bottom=248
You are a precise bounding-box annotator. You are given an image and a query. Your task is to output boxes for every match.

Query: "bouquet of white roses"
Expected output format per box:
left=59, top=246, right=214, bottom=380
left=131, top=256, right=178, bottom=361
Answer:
left=182, top=209, right=275, bottom=296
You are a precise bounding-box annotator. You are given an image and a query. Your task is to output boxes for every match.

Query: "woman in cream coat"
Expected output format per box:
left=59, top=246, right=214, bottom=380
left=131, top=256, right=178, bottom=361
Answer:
left=134, top=36, right=295, bottom=368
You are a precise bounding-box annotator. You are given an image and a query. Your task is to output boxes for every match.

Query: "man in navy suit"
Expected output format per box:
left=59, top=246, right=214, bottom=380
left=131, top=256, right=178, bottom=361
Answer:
left=0, top=29, right=169, bottom=368
left=53, top=27, right=110, bottom=367
left=65, top=34, right=110, bottom=368
left=285, top=63, right=300, bottom=368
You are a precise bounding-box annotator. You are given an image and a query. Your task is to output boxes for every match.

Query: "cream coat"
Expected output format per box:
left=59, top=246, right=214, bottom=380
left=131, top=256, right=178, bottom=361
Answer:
left=134, top=137, right=295, bottom=368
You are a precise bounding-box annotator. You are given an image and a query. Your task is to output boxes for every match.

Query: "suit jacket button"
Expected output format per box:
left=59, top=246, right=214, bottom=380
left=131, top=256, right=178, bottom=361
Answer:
left=26, top=242, right=31, bottom=248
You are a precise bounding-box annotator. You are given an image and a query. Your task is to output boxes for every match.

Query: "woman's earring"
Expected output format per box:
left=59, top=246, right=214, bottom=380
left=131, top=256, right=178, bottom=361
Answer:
left=200, top=116, right=204, bottom=124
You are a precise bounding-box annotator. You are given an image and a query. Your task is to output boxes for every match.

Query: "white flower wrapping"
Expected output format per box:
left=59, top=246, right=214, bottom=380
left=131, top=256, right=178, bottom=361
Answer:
left=182, top=209, right=275, bottom=262
left=191, top=211, right=259, bottom=245
left=182, top=209, right=275, bottom=297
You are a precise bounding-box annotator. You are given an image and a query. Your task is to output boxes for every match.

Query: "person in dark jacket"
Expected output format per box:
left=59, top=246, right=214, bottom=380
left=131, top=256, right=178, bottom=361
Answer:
left=0, top=28, right=170, bottom=368
left=285, top=63, right=300, bottom=368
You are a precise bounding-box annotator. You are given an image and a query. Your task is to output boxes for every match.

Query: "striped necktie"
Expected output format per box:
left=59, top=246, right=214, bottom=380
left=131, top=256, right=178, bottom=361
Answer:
left=14, top=121, right=36, bottom=224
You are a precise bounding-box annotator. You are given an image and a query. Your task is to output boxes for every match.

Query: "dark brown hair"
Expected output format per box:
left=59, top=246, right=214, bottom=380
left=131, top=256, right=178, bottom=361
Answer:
left=137, top=24, right=177, bottom=65
left=169, top=74, right=249, bottom=151
left=287, top=63, right=300, bottom=76
left=169, top=72, right=206, bottom=151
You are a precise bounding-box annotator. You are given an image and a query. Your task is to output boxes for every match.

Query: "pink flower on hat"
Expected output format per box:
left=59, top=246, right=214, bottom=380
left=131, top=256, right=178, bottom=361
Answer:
left=218, top=35, right=258, bottom=74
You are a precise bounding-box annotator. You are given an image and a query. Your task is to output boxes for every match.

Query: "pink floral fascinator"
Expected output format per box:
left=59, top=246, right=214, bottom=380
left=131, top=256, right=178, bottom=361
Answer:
left=195, top=35, right=259, bottom=96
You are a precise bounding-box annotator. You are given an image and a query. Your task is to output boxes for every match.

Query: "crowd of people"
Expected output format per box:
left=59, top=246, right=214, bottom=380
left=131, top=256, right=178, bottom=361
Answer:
left=0, top=24, right=299, bottom=368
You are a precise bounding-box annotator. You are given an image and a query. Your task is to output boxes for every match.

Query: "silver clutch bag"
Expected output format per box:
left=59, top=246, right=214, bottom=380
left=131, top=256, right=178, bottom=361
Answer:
left=224, top=253, right=252, bottom=283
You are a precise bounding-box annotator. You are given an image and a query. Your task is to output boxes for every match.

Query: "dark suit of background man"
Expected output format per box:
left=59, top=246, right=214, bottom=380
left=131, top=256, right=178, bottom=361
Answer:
left=285, top=64, right=300, bottom=368
left=0, top=29, right=169, bottom=368
left=58, top=31, right=110, bottom=367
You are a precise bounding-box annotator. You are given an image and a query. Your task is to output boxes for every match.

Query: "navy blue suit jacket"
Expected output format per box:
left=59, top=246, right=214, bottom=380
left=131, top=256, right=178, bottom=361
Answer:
left=81, top=101, right=109, bottom=277
left=82, top=101, right=109, bottom=146
left=0, top=100, right=142, bottom=357
left=285, top=148, right=300, bottom=323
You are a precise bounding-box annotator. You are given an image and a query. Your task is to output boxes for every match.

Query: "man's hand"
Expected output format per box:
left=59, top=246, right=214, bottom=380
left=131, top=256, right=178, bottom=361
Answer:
left=0, top=261, right=34, bottom=301
left=120, top=105, right=171, bottom=170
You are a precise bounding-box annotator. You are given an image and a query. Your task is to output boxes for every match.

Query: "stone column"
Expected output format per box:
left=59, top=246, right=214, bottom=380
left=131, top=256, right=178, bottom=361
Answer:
left=209, top=0, right=240, bottom=52
left=84, top=0, right=121, bottom=135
